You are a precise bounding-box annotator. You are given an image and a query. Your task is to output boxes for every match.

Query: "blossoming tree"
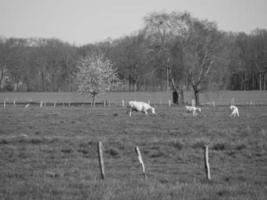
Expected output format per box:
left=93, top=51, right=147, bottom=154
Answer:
left=76, top=54, right=120, bottom=105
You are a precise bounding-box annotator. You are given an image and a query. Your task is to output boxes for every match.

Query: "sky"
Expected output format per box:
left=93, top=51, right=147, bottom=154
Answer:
left=1, top=0, right=267, bottom=46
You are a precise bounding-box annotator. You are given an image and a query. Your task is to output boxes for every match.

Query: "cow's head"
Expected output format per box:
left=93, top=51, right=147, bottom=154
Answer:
left=230, top=105, right=235, bottom=110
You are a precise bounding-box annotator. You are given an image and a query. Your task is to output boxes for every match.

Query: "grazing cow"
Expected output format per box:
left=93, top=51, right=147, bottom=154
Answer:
left=127, top=101, right=156, bottom=117
left=230, top=105, right=239, bottom=117
left=185, top=105, right=201, bottom=116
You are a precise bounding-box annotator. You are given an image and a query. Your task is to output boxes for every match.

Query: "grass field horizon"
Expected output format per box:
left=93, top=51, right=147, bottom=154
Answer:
left=1, top=90, right=267, bottom=106
left=0, top=104, right=266, bottom=199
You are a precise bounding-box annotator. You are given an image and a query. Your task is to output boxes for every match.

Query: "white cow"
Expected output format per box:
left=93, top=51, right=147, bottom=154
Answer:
left=230, top=105, right=239, bottom=117
left=185, top=105, right=201, bottom=116
left=127, top=101, right=156, bottom=117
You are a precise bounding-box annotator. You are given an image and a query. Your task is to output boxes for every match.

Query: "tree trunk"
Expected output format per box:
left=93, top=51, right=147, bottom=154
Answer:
left=193, top=86, right=200, bottom=106
left=128, top=74, right=131, bottom=92
left=264, top=72, right=266, bottom=90
left=91, top=95, right=96, bottom=107
left=172, top=90, right=179, bottom=104
left=259, top=72, right=262, bottom=91
left=179, top=88, right=184, bottom=105
left=134, top=81, right=137, bottom=92
left=170, top=78, right=184, bottom=105
left=0, top=68, right=4, bottom=91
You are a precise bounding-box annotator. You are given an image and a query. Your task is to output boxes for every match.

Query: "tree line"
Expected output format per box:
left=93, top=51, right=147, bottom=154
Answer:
left=1, top=11, right=266, bottom=100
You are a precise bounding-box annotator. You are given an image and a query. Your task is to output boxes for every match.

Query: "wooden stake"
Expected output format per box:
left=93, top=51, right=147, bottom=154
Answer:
left=135, top=146, right=147, bottom=180
left=4, top=100, right=6, bottom=109
left=168, top=99, right=171, bottom=107
left=97, top=141, right=105, bottom=180
left=204, top=145, right=211, bottom=180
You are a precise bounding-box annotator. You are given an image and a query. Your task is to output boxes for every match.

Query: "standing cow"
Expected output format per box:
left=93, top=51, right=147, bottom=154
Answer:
left=127, top=101, right=156, bottom=117
left=185, top=105, right=202, bottom=116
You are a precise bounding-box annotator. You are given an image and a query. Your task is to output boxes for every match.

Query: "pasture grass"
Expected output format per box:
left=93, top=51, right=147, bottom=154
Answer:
left=0, top=105, right=266, bottom=199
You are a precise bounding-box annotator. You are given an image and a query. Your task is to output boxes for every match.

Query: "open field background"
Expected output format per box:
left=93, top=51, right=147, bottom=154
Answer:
left=1, top=90, right=267, bottom=106
left=0, top=104, right=266, bottom=199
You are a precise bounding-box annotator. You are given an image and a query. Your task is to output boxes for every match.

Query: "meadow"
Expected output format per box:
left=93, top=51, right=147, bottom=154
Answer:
left=0, top=99, right=266, bottom=199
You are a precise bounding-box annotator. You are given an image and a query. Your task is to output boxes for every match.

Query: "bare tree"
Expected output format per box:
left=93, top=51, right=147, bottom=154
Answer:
left=184, top=20, right=225, bottom=105
left=144, top=12, right=172, bottom=91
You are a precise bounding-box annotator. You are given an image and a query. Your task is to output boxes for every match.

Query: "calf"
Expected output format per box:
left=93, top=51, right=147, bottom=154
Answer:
left=185, top=105, right=201, bottom=116
left=127, top=101, right=156, bottom=117
left=230, top=105, right=239, bottom=117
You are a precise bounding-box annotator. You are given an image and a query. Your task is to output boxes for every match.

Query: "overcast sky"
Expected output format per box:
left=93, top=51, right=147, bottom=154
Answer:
left=1, top=0, right=267, bottom=45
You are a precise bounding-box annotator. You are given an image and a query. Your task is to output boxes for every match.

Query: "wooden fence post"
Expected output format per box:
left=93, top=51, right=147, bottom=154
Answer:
left=135, top=146, right=147, bottom=180
left=204, top=145, right=211, bottom=180
left=168, top=99, right=171, bottom=107
left=4, top=100, right=6, bottom=109
left=97, top=141, right=105, bottom=180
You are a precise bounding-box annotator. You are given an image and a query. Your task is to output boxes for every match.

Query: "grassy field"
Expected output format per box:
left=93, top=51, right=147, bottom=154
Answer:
left=1, top=90, right=267, bottom=106
left=0, top=104, right=266, bottom=199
